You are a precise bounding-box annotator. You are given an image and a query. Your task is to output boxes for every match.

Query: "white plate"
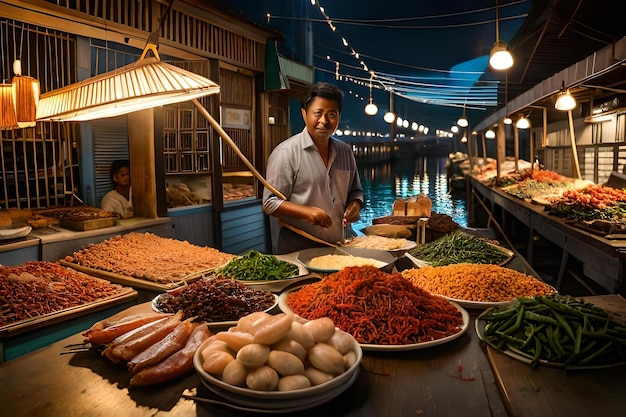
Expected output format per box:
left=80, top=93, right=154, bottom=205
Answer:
left=278, top=286, right=470, bottom=351
left=440, top=296, right=513, bottom=310
left=0, top=226, right=32, bottom=240
left=474, top=316, right=625, bottom=370
left=152, top=293, right=278, bottom=329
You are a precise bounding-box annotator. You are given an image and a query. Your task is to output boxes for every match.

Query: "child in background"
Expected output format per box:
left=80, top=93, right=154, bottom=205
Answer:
left=101, top=159, right=134, bottom=218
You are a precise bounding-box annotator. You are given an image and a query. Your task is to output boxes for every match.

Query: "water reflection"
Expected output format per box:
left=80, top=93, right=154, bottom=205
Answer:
left=352, top=156, right=468, bottom=234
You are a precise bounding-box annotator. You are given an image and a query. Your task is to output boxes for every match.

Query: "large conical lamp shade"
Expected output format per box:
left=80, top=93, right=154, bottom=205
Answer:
left=36, top=44, right=220, bottom=122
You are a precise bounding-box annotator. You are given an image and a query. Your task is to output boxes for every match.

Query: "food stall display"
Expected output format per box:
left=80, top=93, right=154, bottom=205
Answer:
left=216, top=250, right=300, bottom=281
left=0, top=261, right=136, bottom=338
left=497, top=169, right=589, bottom=203
left=280, top=265, right=468, bottom=348
left=152, top=274, right=277, bottom=324
left=82, top=310, right=211, bottom=387
left=477, top=295, right=626, bottom=368
left=407, top=229, right=512, bottom=266
left=0, top=206, right=119, bottom=231
left=544, top=183, right=626, bottom=236
left=401, top=263, right=555, bottom=307
left=61, top=232, right=235, bottom=291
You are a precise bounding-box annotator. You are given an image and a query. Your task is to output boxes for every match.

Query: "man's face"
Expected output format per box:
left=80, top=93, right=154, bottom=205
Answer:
left=301, top=96, right=340, bottom=142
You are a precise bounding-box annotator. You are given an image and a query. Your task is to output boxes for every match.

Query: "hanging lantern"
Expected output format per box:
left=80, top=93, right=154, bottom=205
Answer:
left=1, top=83, right=18, bottom=130
left=12, top=60, right=40, bottom=128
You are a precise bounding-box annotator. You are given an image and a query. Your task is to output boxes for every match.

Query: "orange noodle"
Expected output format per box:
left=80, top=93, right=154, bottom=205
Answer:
left=285, top=265, right=463, bottom=345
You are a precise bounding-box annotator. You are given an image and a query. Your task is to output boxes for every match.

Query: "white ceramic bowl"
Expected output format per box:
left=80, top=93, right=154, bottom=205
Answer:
left=193, top=329, right=362, bottom=411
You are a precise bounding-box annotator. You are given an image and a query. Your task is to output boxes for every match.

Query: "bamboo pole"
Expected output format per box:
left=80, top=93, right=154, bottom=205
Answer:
left=513, top=125, right=519, bottom=172
left=567, top=109, right=582, bottom=179
left=192, top=98, right=287, bottom=201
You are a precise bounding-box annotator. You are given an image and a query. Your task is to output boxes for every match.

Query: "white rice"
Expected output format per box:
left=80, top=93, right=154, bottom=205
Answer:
left=343, top=235, right=410, bottom=250
left=308, top=254, right=387, bottom=270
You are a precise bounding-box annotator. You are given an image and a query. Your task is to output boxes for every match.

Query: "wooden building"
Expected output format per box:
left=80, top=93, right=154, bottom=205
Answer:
left=0, top=0, right=313, bottom=256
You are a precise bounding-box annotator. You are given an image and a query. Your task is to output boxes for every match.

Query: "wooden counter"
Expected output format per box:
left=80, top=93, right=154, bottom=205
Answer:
left=1, top=294, right=624, bottom=417
left=0, top=302, right=506, bottom=417
left=468, top=176, right=626, bottom=295
left=484, top=294, right=626, bottom=417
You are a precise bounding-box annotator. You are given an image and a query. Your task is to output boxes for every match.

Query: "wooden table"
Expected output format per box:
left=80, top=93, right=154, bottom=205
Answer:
left=484, top=294, right=626, bottom=417
left=0, top=302, right=506, bottom=417
left=468, top=176, right=626, bottom=295
left=1, top=260, right=624, bottom=417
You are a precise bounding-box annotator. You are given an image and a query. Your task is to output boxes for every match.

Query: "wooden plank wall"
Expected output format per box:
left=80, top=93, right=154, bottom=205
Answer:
left=220, top=203, right=267, bottom=255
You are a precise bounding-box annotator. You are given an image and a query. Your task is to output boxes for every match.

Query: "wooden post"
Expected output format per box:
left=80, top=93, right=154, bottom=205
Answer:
left=496, top=121, right=505, bottom=180
left=513, top=125, right=519, bottom=172
left=482, top=133, right=487, bottom=161
left=568, top=109, right=582, bottom=179
left=128, top=108, right=158, bottom=219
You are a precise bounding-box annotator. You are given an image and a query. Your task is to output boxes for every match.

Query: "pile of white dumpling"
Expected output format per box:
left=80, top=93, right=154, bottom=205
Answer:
left=200, top=312, right=358, bottom=391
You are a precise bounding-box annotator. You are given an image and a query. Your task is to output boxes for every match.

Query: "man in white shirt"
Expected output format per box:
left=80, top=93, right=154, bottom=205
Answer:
left=263, top=82, right=363, bottom=254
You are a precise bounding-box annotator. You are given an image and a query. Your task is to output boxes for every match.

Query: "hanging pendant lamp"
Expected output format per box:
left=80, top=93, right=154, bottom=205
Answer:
left=12, top=60, right=40, bottom=128
left=36, top=43, right=221, bottom=122
left=364, top=74, right=378, bottom=116
left=0, top=83, right=18, bottom=130
left=554, top=82, right=576, bottom=111
left=489, top=0, right=513, bottom=71
left=457, top=103, right=468, bottom=127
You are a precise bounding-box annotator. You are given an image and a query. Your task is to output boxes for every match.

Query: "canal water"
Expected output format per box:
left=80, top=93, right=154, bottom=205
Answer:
left=351, top=155, right=468, bottom=235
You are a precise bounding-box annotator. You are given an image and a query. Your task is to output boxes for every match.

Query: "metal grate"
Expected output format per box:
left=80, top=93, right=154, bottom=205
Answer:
left=0, top=20, right=78, bottom=209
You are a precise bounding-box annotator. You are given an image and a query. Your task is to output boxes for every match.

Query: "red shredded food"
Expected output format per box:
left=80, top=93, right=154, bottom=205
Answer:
left=285, top=266, right=464, bottom=345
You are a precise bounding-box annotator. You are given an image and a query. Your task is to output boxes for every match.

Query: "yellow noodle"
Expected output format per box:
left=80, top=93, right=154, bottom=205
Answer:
left=401, top=263, right=554, bottom=302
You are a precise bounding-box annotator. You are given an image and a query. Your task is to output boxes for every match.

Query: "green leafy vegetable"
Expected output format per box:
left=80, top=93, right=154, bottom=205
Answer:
left=217, top=250, right=299, bottom=281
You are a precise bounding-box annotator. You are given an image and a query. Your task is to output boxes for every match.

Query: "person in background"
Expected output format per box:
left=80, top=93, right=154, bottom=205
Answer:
left=101, top=159, right=134, bottom=218
left=262, top=82, right=363, bottom=254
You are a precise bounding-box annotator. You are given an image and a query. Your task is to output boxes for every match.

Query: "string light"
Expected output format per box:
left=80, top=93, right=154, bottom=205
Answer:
left=301, top=1, right=520, bottom=130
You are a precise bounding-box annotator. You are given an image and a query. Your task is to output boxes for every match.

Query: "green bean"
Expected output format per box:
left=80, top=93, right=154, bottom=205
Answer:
left=495, top=331, right=525, bottom=347
left=524, top=311, right=560, bottom=326
left=580, top=341, right=614, bottom=365
left=552, top=309, right=576, bottom=342
left=480, top=295, right=626, bottom=367
left=574, top=325, right=583, bottom=355
left=503, top=303, right=525, bottom=334
left=408, top=230, right=510, bottom=266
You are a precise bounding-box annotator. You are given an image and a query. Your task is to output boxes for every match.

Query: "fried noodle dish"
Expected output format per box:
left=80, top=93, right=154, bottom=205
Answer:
left=285, top=265, right=463, bottom=345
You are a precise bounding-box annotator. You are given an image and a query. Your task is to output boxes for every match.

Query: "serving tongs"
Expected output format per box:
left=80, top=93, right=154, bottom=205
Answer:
left=60, top=341, right=94, bottom=355
left=181, top=389, right=277, bottom=413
